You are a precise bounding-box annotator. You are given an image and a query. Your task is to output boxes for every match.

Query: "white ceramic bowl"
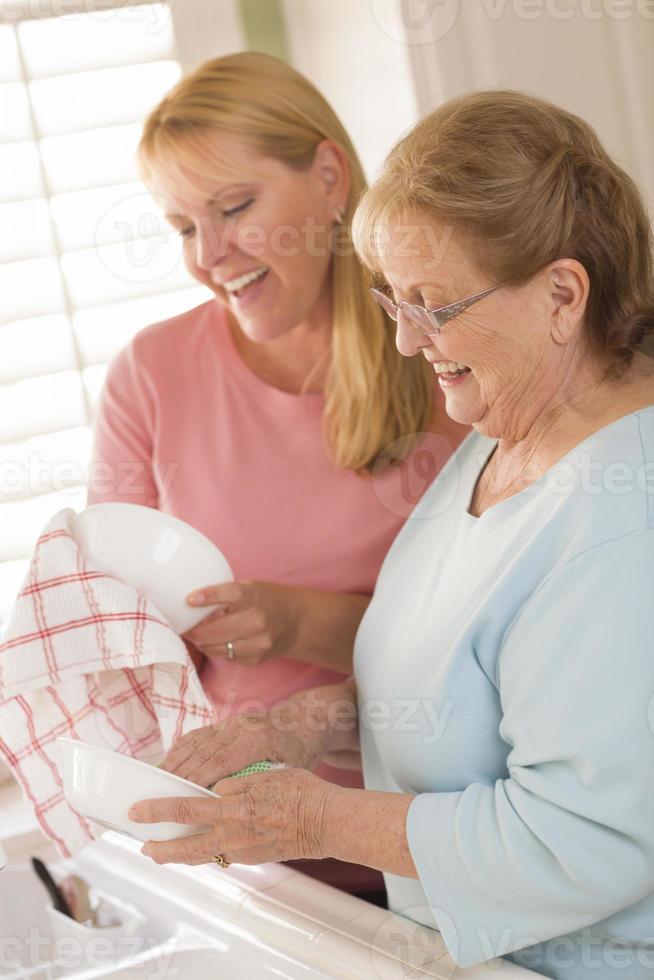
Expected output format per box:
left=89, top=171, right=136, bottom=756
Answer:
left=59, top=738, right=219, bottom=843
left=69, top=502, right=233, bottom=634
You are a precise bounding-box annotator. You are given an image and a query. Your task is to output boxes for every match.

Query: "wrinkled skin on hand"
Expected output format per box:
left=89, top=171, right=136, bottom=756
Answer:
left=159, top=699, right=333, bottom=791
left=130, top=767, right=336, bottom=868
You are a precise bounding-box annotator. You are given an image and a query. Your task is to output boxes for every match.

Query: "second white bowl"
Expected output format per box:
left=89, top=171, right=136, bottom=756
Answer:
left=59, top=738, right=219, bottom=843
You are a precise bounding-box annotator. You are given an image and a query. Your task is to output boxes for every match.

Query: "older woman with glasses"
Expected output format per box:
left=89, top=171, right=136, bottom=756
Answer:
left=129, top=91, right=654, bottom=978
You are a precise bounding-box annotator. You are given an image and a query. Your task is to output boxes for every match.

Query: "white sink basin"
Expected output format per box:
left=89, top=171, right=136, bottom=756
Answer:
left=0, top=830, right=540, bottom=980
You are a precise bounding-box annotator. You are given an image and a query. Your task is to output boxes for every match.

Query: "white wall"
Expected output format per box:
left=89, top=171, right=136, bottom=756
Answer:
left=282, top=0, right=421, bottom=181
left=406, top=0, right=654, bottom=214
left=170, top=0, right=244, bottom=72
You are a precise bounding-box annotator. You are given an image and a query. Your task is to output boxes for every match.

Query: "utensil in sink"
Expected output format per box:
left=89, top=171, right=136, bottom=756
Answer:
left=31, top=855, right=74, bottom=918
left=60, top=873, right=94, bottom=924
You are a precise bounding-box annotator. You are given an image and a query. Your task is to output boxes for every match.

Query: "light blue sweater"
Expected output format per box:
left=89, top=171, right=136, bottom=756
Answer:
left=354, top=407, right=654, bottom=978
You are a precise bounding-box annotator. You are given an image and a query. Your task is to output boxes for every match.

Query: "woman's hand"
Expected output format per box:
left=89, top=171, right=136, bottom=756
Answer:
left=183, top=580, right=302, bottom=665
left=159, top=695, right=336, bottom=790
left=129, top=768, right=337, bottom=867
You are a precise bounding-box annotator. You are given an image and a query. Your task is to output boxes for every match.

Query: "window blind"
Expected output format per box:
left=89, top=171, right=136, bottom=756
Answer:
left=0, top=2, right=212, bottom=626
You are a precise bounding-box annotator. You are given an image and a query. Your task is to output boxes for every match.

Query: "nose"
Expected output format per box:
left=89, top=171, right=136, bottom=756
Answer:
left=395, top=309, right=432, bottom=358
left=194, top=215, right=231, bottom=271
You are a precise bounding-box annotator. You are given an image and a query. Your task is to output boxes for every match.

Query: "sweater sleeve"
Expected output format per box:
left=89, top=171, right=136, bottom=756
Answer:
left=86, top=339, right=159, bottom=508
left=405, top=530, right=654, bottom=967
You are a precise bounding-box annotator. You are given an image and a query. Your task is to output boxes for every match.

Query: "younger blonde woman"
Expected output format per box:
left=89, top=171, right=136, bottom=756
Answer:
left=87, top=52, right=468, bottom=902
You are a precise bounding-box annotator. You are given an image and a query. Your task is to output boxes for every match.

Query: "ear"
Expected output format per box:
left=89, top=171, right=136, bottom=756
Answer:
left=310, top=139, right=350, bottom=216
left=546, top=258, right=590, bottom=345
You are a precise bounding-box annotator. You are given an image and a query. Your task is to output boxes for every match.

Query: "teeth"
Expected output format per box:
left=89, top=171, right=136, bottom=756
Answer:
left=223, top=266, right=268, bottom=293
left=434, top=361, right=468, bottom=374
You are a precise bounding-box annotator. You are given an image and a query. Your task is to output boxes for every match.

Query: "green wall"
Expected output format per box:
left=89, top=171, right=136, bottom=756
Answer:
left=238, top=0, right=290, bottom=62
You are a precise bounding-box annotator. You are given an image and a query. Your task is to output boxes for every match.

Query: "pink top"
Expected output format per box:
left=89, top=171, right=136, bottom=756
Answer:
left=88, top=299, right=462, bottom=892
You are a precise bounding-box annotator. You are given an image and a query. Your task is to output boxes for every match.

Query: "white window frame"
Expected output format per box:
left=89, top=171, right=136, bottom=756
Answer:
left=0, top=0, right=246, bottom=628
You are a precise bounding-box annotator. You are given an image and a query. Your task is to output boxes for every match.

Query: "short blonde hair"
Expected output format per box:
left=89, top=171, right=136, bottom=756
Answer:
left=138, top=51, right=433, bottom=473
left=353, top=89, right=654, bottom=373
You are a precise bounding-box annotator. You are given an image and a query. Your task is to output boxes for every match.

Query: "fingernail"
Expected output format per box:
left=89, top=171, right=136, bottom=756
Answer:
left=128, top=807, right=140, bottom=820
left=187, top=592, right=205, bottom=606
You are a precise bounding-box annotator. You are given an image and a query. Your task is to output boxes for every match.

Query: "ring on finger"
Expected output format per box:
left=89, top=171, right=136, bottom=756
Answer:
left=211, top=853, right=231, bottom=869
left=226, top=640, right=235, bottom=661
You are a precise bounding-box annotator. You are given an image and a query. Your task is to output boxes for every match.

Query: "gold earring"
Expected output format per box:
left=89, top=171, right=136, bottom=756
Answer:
left=333, top=206, right=345, bottom=225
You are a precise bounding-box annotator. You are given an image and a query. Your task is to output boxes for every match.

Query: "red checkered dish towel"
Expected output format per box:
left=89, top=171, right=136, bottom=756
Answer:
left=0, top=508, right=214, bottom=857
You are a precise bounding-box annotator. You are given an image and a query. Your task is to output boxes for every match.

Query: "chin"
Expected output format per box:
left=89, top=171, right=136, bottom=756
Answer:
left=209, top=286, right=290, bottom=343
left=442, top=391, right=486, bottom=429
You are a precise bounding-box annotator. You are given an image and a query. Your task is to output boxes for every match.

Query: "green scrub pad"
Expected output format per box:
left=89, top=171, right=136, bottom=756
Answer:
left=227, top=760, right=285, bottom=778
left=155, top=758, right=285, bottom=786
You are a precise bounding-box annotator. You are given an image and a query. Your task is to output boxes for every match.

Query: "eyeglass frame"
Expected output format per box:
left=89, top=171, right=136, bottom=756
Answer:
left=370, top=280, right=508, bottom=336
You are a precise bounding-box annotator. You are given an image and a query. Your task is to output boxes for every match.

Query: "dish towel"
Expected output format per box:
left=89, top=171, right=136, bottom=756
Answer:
left=0, top=508, right=215, bottom=857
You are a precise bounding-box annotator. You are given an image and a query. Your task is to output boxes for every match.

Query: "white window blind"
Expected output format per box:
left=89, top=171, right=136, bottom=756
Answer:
left=0, top=2, right=212, bottom=626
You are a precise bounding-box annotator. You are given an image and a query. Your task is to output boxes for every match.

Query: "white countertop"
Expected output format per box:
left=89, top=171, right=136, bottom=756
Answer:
left=0, top=774, right=539, bottom=979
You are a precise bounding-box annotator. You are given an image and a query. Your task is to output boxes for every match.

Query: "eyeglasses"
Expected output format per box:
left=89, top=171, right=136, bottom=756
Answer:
left=370, top=281, right=507, bottom=336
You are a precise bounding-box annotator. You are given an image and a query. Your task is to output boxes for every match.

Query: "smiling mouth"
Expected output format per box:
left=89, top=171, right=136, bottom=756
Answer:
left=431, top=361, right=471, bottom=377
left=222, top=266, right=269, bottom=297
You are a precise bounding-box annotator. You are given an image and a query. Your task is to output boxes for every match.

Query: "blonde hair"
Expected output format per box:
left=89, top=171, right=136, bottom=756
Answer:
left=353, top=89, right=654, bottom=374
left=138, top=51, right=433, bottom=473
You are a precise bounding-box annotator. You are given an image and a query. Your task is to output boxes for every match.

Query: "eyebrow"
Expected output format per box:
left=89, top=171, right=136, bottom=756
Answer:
left=164, top=184, right=256, bottom=221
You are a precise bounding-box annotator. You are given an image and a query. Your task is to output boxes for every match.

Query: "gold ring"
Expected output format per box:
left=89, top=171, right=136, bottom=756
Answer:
left=226, top=640, right=235, bottom=660
left=211, top=853, right=231, bottom=869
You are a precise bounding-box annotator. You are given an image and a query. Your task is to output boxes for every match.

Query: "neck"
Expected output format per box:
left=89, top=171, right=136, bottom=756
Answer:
left=481, top=353, right=654, bottom=500
left=227, top=292, right=333, bottom=395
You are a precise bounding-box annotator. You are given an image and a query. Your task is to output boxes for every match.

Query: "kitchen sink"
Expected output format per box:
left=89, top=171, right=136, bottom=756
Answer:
left=1, top=827, right=538, bottom=979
